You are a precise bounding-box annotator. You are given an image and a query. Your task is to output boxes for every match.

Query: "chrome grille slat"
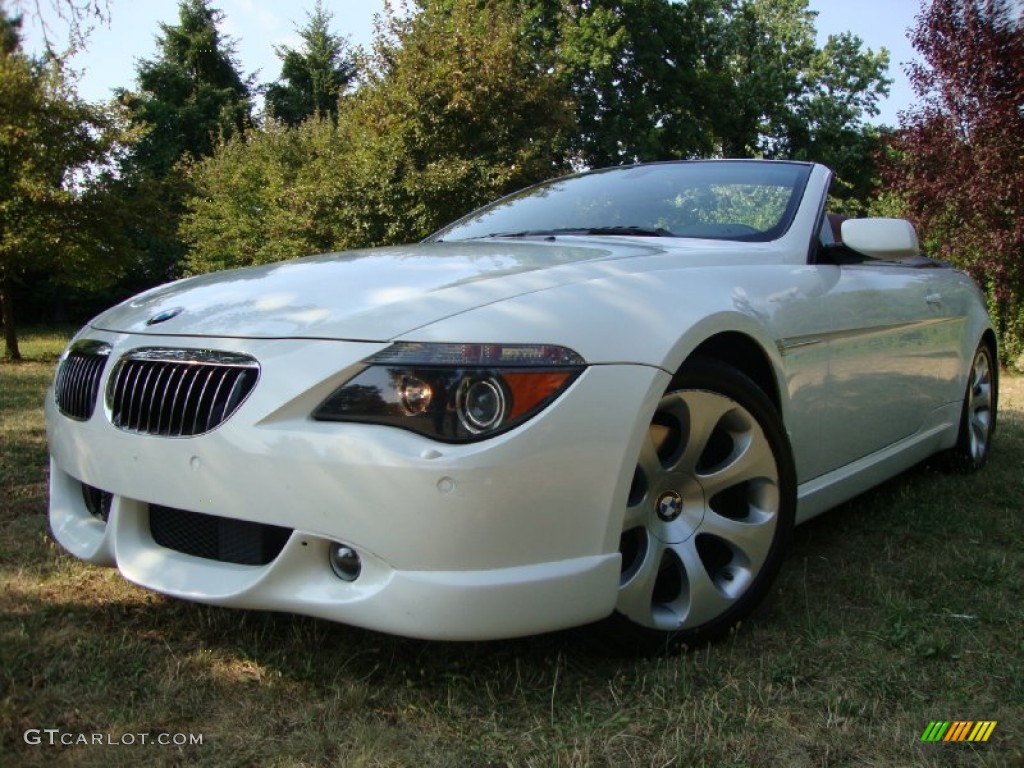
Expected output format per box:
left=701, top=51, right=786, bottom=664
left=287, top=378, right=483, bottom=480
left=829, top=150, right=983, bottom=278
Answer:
left=203, top=368, right=232, bottom=434
left=166, top=365, right=190, bottom=435
left=54, top=341, right=111, bottom=421
left=177, top=365, right=204, bottom=434
left=191, top=367, right=218, bottom=436
left=132, top=362, right=157, bottom=430
left=77, top=355, right=94, bottom=415
left=149, top=363, right=173, bottom=434
left=69, top=355, right=86, bottom=415
left=76, top=358, right=90, bottom=415
left=107, top=348, right=259, bottom=437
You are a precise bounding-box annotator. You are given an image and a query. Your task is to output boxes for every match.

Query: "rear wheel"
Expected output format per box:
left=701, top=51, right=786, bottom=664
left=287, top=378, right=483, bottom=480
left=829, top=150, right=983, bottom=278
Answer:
left=946, top=342, right=997, bottom=472
left=603, top=358, right=795, bottom=655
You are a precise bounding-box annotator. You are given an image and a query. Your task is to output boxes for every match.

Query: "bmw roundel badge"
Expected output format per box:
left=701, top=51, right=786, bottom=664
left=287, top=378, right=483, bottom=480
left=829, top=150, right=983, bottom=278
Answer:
left=146, top=307, right=184, bottom=326
left=656, top=490, right=684, bottom=522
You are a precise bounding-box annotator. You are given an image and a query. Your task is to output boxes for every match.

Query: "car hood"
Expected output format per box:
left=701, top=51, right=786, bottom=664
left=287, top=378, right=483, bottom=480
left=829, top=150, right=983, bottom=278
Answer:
left=90, top=238, right=753, bottom=340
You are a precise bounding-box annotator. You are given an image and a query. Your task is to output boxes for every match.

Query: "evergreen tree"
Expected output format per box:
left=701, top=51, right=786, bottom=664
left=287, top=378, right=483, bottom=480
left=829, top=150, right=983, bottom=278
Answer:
left=119, top=0, right=252, bottom=177
left=264, top=0, right=356, bottom=126
left=114, top=0, right=252, bottom=286
left=182, top=0, right=574, bottom=272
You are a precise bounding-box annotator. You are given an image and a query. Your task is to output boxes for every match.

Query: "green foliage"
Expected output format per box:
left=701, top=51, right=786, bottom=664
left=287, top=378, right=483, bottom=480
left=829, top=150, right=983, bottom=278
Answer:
left=553, top=0, right=713, bottom=164
left=0, top=10, right=131, bottom=359
left=534, top=0, right=890, bottom=193
left=263, top=1, right=357, bottom=126
left=182, top=0, right=893, bottom=277
left=363, top=0, right=575, bottom=232
left=111, top=0, right=254, bottom=292
left=183, top=0, right=574, bottom=273
left=118, top=0, right=252, bottom=178
left=884, top=0, right=1024, bottom=363
left=710, top=0, right=890, bottom=208
left=181, top=118, right=351, bottom=271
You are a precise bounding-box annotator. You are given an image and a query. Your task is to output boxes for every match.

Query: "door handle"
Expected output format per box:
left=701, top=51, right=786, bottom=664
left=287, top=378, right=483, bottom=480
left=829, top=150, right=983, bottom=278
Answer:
left=926, top=293, right=943, bottom=305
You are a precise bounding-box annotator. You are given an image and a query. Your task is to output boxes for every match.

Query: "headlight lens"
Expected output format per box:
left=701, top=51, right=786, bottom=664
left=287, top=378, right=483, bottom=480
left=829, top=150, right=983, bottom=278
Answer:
left=313, top=343, right=586, bottom=442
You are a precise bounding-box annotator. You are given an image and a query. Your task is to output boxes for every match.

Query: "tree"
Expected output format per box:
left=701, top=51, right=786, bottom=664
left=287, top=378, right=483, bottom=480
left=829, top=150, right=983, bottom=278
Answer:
left=182, top=0, right=574, bottom=273
left=883, top=0, right=1024, bottom=358
left=553, top=0, right=715, bottom=165
left=112, top=0, right=253, bottom=286
left=525, top=0, right=889, bottom=200
left=119, top=0, right=252, bottom=178
left=264, top=0, right=357, bottom=126
left=696, top=0, right=890, bottom=208
left=181, top=118, right=350, bottom=271
left=359, top=0, right=574, bottom=234
left=182, top=0, right=894, bottom=277
left=0, top=10, right=129, bottom=359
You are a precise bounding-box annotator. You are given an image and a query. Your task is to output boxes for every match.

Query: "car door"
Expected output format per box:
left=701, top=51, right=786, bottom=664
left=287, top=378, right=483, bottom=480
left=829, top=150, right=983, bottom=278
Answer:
left=814, top=242, right=966, bottom=471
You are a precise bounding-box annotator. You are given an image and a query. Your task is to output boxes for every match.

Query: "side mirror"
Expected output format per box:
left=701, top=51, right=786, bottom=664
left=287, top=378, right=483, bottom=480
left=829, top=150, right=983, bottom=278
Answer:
left=840, top=218, right=920, bottom=260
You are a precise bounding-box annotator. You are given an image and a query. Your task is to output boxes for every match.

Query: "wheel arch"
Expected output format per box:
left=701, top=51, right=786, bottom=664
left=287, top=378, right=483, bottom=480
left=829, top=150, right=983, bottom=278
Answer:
left=677, top=331, right=783, bottom=414
left=981, top=327, right=998, bottom=371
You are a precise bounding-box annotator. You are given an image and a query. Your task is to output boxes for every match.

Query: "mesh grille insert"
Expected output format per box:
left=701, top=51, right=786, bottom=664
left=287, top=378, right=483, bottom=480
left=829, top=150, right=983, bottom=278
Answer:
left=149, top=505, right=292, bottom=566
left=107, top=348, right=259, bottom=437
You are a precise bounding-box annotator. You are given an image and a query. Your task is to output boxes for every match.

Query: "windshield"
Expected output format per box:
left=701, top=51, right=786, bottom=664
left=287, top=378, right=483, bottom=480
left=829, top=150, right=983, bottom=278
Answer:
left=430, top=160, right=813, bottom=243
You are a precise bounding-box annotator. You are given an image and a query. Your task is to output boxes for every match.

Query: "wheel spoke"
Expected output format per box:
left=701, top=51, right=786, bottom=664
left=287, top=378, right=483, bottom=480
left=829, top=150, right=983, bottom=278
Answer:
left=699, top=510, right=776, bottom=572
left=973, top=380, right=991, bottom=413
left=698, top=429, right=778, bottom=496
left=663, top=391, right=734, bottom=475
left=616, top=534, right=667, bottom=624
left=970, top=410, right=991, bottom=458
left=671, top=538, right=735, bottom=629
left=622, top=501, right=647, bottom=531
left=967, top=350, right=993, bottom=461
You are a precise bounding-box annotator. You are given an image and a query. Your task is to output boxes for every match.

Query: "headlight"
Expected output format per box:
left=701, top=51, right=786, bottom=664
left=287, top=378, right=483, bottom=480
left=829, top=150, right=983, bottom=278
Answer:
left=313, top=343, right=586, bottom=442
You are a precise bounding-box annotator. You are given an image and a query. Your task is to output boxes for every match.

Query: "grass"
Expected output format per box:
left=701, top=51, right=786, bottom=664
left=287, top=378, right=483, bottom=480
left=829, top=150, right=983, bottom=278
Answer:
left=1, top=329, right=1022, bottom=767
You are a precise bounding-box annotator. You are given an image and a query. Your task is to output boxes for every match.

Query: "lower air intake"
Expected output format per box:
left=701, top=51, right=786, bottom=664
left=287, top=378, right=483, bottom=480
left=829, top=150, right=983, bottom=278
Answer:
left=149, top=505, right=292, bottom=566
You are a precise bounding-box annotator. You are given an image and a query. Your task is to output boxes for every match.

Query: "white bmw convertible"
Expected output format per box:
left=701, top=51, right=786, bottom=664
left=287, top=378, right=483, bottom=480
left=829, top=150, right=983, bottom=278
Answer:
left=47, top=160, right=997, bottom=653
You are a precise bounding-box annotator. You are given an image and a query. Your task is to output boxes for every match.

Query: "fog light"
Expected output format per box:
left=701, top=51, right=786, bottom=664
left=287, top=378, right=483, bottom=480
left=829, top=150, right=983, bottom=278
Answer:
left=329, top=543, right=361, bottom=581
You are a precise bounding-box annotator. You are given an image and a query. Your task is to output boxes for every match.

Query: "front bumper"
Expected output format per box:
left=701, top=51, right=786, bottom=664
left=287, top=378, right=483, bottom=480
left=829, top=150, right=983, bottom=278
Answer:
left=47, top=331, right=669, bottom=640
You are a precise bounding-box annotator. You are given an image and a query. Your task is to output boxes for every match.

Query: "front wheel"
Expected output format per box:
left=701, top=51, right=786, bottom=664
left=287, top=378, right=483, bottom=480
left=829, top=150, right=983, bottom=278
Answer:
left=601, top=358, right=796, bottom=655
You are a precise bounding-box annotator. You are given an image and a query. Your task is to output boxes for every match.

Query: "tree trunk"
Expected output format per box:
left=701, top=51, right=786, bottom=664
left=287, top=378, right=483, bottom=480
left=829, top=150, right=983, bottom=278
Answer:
left=0, top=268, right=22, bottom=361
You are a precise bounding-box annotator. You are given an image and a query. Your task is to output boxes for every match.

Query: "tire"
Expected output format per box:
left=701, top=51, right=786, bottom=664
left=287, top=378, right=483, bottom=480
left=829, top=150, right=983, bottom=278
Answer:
left=945, top=342, right=997, bottom=472
left=599, top=358, right=796, bottom=656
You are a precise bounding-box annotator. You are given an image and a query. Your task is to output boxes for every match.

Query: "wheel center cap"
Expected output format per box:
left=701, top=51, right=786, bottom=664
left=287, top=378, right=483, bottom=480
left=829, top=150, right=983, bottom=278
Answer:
left=655, top=490, right=684, bottom=522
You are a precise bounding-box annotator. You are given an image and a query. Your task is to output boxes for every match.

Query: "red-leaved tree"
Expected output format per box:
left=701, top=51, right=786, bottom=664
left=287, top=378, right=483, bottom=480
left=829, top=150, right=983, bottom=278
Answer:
left=884, top=0, right=1024, bottom=360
